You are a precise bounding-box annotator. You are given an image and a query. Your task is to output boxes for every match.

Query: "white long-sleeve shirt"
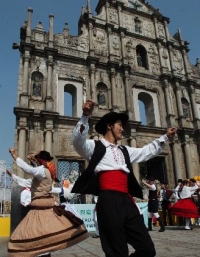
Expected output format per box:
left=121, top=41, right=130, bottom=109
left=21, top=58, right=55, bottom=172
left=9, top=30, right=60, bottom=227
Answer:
left=16, top=157, right=46, bottom=181
left=12, top=158, right=62, bottom=199
left=174, top=184, right=198, bottom=199
left=73, top=116, right=169, bottom=174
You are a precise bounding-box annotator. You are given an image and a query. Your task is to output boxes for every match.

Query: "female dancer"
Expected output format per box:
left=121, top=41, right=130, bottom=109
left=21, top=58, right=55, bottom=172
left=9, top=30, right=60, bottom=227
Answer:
left=8, top=148, right=89, bottom=257
left=170, top=179, right=199, bottom=230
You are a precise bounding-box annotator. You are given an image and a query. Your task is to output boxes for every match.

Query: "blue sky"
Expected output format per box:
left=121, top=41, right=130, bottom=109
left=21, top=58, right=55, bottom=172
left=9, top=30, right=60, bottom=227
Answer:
left=0, top=0, right=199, bottom=166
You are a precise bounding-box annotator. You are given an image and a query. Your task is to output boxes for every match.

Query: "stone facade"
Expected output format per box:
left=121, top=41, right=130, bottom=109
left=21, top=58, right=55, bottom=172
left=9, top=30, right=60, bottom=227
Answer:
left=11, top=0, right=200, bottom=226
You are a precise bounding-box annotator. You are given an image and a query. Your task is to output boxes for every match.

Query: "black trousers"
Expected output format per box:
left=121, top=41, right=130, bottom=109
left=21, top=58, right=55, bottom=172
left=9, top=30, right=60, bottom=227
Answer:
left=97, top=190, right=156, bottom=257
left=161, top=200, right=173, bottom=225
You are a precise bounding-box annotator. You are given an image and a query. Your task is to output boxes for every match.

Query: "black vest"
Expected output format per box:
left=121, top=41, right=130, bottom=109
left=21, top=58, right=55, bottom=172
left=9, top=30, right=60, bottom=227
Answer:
left=72, top=140, right=143, bottom=199
left=148, top=188, right=158, bottom=200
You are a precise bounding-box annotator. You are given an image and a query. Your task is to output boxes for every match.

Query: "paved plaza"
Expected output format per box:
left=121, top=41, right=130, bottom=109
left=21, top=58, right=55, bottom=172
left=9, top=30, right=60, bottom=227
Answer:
left=1, top=226, right=200, bottom=257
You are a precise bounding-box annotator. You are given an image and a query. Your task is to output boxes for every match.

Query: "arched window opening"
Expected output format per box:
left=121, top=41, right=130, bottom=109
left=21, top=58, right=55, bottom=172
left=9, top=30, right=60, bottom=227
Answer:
left=64, top=92, right=72, bottom=117
left=96, top=82, right=108, bottom=108
left=181, top=98, right=189, bottom=118
left=136, top=45, right=148, bottom=69
left=138, top=92, right=155, bottom=126
left=139, top=100, right=146, bottom=125
left=64, top=84, right=77, bottom=117
left=31, top=71, right=43, bottom=97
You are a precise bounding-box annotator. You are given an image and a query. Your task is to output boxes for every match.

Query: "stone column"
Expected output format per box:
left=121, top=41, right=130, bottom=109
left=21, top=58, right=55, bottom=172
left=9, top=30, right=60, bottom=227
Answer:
left=163, top=79, right=173, bottom=116
left=189, top=85, right=199, bottom=120
left=170, top=140, right=182, bottom=181
left=22, top=53, right=30, bottom=95
left=163, top=20, right=170, bottom=41
left=89, top=63, right=96, bottom=100
left=44, top=120, right=53, bottom=153
left=157, top=42, right=164, bottom=69
left=17, top=130, right=27, bottom=176
left=107, top=27, right=112, bottom=56
left=182, top=137, right=193, bottom=178
left=11, top=119, right=27, bottom=232
left=26, top=8, right=33, bottom=43
left=48, top=14, right=54, bottom=48
left=120, top=31, right=126, bottom=61
left=129, top=137, right=140, bottom=182
left=153, top=17, right=158, bottom=38
left=168, top=44, right=175, bottom=73
left=105, top=2, right=110, bottom=23
left=174, top=82, right=183, bottom=117
left=46, top=57, right=54, bottom=111
left=88, top=23, right=94, bottom=55
left=153, top=18, right=165, bottom=70
left=124, top=71, right=134, bottom=120
left=45, top=130, right=52, bottom=153
left=117, top=4, right=123, bottom=27
left=110, top=68, right=118, bottom=111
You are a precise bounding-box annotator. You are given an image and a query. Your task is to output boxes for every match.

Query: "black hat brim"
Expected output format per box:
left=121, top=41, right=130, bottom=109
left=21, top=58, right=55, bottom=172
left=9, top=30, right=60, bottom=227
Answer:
left=95, top=112, right=129, bottom=135
left=35, top=151, right=53, bottom=161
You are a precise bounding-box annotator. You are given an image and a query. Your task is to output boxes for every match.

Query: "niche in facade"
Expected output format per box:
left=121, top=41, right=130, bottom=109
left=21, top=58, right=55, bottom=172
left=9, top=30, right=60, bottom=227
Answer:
left=181, top=97, right=190, bottom=119
left=96, top=82, right=108, bottom=108
left=31, top=71, right=43, bottom=98
left=136, top=45, right=148, bottom=69
left=64, top=84, right=77, bottom=117
left=138, top=92, right=155, bottom=126
left=134, top=17, right=142, bottom=33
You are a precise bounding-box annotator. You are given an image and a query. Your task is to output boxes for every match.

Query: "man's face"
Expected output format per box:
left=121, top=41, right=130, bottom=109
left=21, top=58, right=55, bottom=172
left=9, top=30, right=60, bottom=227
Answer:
left=189, top=181, right=194, bottom=187
left=112, top=120, right=124, bottom=140
left=161, top=184, right=166, bottom=189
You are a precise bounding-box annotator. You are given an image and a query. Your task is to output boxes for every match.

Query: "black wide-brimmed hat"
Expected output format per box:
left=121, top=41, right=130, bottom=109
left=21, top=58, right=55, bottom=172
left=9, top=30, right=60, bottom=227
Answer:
left=149, top=176, right=155, bottom=182
left=95, top=112, right=129, bottom=135
left=35, top=150, right=53, bottom=161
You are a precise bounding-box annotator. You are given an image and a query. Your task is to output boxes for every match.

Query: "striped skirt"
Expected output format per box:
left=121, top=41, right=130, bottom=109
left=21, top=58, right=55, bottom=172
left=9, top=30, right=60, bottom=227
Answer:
left=8, top=197, right=89, bottom=257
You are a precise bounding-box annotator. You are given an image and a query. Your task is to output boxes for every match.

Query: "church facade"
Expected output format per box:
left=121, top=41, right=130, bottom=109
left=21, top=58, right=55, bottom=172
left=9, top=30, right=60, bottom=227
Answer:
left=12, top=0, right=200, bottom=209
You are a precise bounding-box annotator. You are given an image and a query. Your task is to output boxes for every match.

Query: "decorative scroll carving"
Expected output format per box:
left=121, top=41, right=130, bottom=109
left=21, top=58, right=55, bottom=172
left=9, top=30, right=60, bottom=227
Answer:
left=109, top=8, right=118, bottom=24
left=157, top=24, right=165, bottom=39
left=143, top=21, right=154, bottom=38
left=148, top=44, right=160, bottom=75
left=123, top=14, right=134, bottom=32
left=172, top=50, right=184, bottom=75
left=125, top=39, right=135, bottom=65
left=112, top=35, right=120, bottom=56
left=161, top=48, right=169, bottom=69
left=93, top=29, right=108, bottom=57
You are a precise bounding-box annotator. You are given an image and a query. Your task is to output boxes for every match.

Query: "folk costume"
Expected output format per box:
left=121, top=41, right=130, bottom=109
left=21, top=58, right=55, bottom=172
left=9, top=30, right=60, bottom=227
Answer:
left=145, top=178, right=165, bottom=232
left=8, top=151, right=89, bottom=257
left=72, top=113, right=169, bottom=257
left=159, top=187, right=173, bottom=226
left=170, top=181, right=199, bottom=230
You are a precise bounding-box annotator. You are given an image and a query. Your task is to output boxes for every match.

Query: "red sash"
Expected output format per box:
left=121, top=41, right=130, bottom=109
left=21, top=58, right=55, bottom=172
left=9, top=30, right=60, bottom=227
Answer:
left=98, top=170, right=128, bottom=193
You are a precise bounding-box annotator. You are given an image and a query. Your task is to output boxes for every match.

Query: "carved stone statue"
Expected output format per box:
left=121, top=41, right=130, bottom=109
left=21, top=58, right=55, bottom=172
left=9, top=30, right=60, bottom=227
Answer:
left=97, top=90, right=106, bottom=106
left=32, top=77, right=41, bottom=96
left=137, top=52, right=143, bottom=67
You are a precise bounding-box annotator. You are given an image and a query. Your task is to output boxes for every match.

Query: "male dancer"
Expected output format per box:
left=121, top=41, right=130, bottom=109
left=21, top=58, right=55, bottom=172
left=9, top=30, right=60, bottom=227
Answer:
left=142, top=178, right=165, bottom=232
left=72, top=99, right=177, bottom=257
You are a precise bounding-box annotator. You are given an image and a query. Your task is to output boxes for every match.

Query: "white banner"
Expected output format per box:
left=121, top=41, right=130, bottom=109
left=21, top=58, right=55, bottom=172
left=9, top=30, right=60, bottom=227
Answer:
left=74, top=202, right=148, bottom=232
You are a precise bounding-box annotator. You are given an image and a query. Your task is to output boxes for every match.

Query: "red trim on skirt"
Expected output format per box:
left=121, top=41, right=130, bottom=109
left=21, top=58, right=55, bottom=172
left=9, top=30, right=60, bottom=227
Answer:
left=170, top=198, right=200, bottom=218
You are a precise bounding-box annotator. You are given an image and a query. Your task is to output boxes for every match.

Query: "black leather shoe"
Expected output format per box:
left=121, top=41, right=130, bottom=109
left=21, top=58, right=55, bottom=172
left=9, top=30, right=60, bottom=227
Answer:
left=92, top=234, right=100, bottom=238
left=159, top=226, right=165, bottom=232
